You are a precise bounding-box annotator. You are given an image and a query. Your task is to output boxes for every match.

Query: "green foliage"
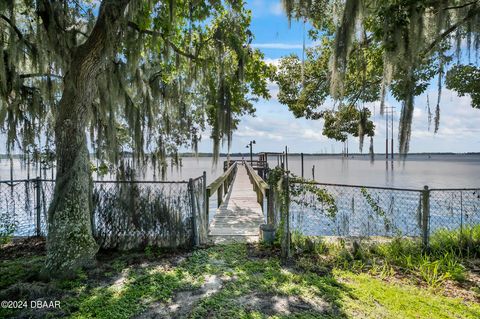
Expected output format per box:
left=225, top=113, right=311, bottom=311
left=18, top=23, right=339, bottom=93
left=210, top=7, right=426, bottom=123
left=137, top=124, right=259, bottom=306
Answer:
left=322, top=106, right=374, bottom=144
left=0, top=0, right=270, bottom=168
left=278, top=0, right=480, bottom=154
left=360, top=187, right=397, bottom=234
left=0, top=211, right=16, bottom=245
left=291, top=224, right=480, bottom=288
left=274, top=38, right=378, bottom=151
left=92, top=182, right=193, bottom=249
left=446, top=64, right=480, bottom=108
left=290, top=177, right=338, bottom=219
left=0, top=256, right=44, bottom=290
left=2, top=242, right=480, bottom=318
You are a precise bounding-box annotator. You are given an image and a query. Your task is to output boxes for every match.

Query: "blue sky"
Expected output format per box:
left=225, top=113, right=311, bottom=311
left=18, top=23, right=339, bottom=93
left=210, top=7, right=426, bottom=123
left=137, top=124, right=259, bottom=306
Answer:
left=194, top=0, right=480, bottom=154
left=1, top=0, right=478, bottom=155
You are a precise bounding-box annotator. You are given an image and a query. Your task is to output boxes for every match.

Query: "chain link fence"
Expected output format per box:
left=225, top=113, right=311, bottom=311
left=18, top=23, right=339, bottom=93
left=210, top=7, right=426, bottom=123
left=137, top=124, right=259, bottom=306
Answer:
left=286, top=180, right=480, bottom=244
left=0, top=179, right=54, bottom=237
left=0, top=175, right=208, bottom=249
left=429, top=188, right=480, bottom=236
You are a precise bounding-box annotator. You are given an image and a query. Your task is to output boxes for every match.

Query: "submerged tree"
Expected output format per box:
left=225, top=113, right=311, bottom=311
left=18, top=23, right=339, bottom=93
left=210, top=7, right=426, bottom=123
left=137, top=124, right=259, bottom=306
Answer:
left=279, top=0, right=480, bottom=154
left=0, top=0, right=270, bottom=277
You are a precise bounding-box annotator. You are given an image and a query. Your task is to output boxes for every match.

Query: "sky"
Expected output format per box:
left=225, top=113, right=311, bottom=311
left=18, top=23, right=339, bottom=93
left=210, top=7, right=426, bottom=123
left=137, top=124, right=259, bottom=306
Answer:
left=1, top=0, right=479, bottom=156
left=193, top=0, right=480, bottom=155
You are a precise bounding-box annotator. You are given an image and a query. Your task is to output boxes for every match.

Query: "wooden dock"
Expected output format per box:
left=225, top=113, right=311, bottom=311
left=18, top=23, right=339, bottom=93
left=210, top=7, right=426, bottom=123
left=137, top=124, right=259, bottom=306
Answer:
left=209, top=163, right=265, bottom=243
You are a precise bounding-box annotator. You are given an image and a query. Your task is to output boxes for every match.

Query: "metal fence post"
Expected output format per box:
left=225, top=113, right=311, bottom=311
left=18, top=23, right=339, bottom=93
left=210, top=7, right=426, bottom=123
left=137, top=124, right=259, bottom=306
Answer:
left=421, top=185, right=430, bottom=248
left=188, top=178, right=198, bottom=246
left=460, top=190, right=463, bottom=238
left=281, top=173, right=291, bottom=260
left=35, top=177, right=41, bottom=237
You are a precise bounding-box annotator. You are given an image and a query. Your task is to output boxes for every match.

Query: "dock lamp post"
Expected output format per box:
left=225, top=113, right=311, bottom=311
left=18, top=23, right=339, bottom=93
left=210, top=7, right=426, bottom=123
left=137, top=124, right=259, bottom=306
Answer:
left=246, top=140, right=256, bottom=165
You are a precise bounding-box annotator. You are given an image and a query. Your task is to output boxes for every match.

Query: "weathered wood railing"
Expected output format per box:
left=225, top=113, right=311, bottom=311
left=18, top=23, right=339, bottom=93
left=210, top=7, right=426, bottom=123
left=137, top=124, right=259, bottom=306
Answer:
left=206, top=161, right=238, bottom=218
left=245, top=161, right=273, bottom=224
left=224, top=160, right=267, bottom=170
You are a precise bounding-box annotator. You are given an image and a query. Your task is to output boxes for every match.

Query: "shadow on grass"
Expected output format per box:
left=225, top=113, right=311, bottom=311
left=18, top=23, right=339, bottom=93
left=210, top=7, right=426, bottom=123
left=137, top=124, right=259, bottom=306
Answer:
left=4, top=239, right=479, bottom=319
left=0, top=241, right=352, bottom=319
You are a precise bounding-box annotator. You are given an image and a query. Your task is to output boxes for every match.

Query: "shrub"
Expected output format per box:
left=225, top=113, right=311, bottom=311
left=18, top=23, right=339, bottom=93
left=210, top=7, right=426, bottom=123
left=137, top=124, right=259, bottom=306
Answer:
left=0, top=212, right=17, bottom=245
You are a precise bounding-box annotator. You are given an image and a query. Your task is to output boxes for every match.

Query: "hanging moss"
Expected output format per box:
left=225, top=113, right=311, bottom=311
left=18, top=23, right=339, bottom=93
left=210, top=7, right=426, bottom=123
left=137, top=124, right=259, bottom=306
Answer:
left=282, top=0, right=480, bottom=156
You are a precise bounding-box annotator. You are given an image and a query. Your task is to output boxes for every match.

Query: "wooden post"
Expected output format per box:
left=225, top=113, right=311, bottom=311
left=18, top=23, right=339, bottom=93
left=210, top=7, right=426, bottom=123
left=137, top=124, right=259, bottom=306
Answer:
left=285, top=146, right=288, bottom=171
left=35, top=177, right=41, bottom=237
left=421, top=185, right=430, bottom=248
left=312, top=165, right=315, bottom=181
left=203, top=171, right=208, bottom=238
left=301, top=152, right=304, bottom=179
left=267, top=188, right=274, bottom=225
left=189, top=178, right=199, bottom=246
left=259, top=189, right=264, bottom=210
left=206, top=187, right=210, bottom=221
left=217, top=183, right=223, bottom=207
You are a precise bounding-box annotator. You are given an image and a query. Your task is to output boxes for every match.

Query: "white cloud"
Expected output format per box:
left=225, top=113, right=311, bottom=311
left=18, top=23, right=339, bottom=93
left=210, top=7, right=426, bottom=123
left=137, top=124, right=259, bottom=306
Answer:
left=269, top=3, right=284, bottom=16
left=192, top=86, right=480, bottom=154
left=263, top=58, right=281, bottom=67
left=413, top=108, right=422, bottom=119
left=234, top=126, right=283, bottom=141
left=250, top=0, right=285, bottom=17
left=266, top=81, right=279, bottom=100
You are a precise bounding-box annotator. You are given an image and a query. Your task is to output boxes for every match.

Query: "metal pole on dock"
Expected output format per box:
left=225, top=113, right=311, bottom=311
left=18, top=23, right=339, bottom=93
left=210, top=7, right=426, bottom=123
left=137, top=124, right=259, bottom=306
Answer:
left=385, top=110, right=389, bottom=159
left=391, top=107, right=394, bottom=160
left=246, top=140, right=256, bottom=166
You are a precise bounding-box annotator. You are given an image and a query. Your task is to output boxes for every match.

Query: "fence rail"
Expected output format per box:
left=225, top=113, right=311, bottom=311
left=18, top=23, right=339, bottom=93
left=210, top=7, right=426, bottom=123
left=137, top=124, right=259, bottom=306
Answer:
left=0, top=175, right=208, bottom=249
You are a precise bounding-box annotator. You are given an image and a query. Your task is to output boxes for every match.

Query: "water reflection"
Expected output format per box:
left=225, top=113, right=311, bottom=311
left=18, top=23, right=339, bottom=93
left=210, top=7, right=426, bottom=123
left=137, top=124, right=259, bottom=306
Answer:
left=1, top=154, right=479, bottom=188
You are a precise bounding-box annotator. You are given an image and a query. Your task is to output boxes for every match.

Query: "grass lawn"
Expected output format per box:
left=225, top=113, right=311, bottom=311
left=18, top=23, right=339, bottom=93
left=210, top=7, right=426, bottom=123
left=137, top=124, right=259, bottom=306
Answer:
left=1, top=237, right=479, bottom=318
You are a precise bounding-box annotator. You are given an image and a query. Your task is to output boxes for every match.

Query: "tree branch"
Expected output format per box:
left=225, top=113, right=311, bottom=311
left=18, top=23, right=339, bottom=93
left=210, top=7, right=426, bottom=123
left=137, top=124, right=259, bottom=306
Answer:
left=0, top=14, right=37, bottom=54
left=423, top=6, right=480, bottom=56
left=444, top=1, right=479, bottom=11
left=127, top=21, right=203, bottom=61
left=20, top=73, right=63, bottom=79
left=36, top=0, right=70, bottom=56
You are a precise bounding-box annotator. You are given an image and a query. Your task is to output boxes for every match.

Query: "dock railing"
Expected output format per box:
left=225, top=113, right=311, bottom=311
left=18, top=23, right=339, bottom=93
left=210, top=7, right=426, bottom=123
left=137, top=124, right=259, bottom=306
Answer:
left=206, top=161, right=238, bottom=219
left=244, top=161, right=274, bottom=224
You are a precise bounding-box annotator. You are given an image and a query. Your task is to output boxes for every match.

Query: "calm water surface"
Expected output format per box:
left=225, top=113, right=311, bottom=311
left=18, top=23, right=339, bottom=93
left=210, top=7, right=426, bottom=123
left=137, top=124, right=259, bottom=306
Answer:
left=1, top=154, right=479, bottom=188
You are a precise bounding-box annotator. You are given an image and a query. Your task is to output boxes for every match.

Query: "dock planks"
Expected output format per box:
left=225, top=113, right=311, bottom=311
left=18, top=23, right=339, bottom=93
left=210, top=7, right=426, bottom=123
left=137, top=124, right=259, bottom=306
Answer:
left=209, top=164, right=265, bottom=243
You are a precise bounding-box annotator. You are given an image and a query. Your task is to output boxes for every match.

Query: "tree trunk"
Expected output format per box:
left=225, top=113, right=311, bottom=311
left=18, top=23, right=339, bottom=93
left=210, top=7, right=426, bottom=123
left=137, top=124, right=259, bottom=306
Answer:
left=44, top=0, right=130, bottom=278
left=44, top=83, right=98, bottom=277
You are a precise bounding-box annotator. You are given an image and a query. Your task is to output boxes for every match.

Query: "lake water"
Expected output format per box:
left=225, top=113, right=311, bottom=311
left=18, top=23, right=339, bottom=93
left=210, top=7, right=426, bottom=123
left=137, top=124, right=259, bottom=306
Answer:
left=2, top=154, right=480, bottom=237
left=3, top=153, right=479, bottom=189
